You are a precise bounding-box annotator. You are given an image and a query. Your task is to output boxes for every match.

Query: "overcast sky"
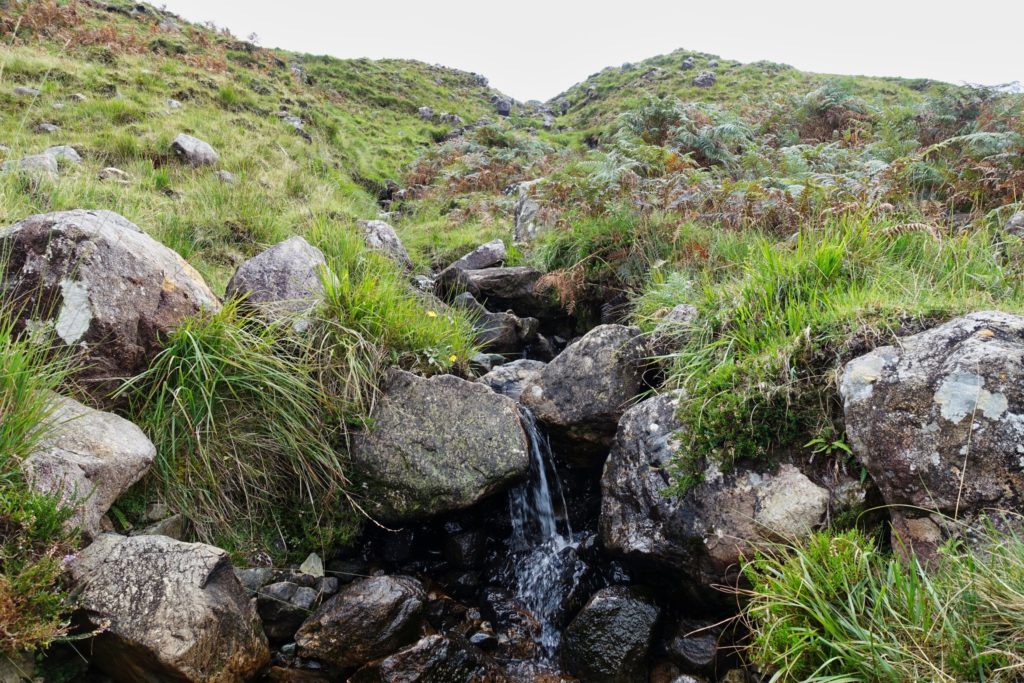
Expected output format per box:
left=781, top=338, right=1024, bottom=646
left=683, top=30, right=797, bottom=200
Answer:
left=161, top=0, right=1024, bottom=102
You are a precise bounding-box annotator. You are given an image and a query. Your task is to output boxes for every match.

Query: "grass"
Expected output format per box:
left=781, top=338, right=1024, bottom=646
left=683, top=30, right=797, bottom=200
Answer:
left=742, top=526, right=1024, bottom=682
left=0, top=305, right=77, bottom=655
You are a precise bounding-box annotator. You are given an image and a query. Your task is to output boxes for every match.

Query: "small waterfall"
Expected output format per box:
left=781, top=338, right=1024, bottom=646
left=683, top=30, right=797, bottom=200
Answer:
left=507, top=408, right=577, bottom=662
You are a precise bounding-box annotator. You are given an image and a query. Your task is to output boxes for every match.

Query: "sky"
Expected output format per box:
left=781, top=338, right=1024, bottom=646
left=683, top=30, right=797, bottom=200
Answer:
left=161, top=0, right=1024, bottom=102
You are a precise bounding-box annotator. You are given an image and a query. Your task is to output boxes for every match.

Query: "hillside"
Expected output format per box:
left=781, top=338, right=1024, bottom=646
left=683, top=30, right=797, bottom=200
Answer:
left=3, top=1, right=1024, bottom=682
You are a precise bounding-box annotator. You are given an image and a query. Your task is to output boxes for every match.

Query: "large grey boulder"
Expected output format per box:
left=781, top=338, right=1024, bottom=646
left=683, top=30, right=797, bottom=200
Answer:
left=349, top=369, right=529, bottom=522
left=24, top=395, right=155, bottom=539
left=225, top=236, right=326, bottom=322
left=2, top=153, right=58, bottom=180
left=477, top=359, right=547, bottom=401
left=521, top=324, right=647, bottom=449
left=295, top=575, right=426, bottom=669
left=171, top=133, right=219, bottom=166
left=68, top=534, right=269, bottom=683
left=841, top=311, right=1024, bottom=555
left=561, top=586, right=661, bottom=683
left=600, top=392, right=829, bottom=587
left=358, top=220, right=413, bottom=269
left=0, top=210, right=220, bottom=397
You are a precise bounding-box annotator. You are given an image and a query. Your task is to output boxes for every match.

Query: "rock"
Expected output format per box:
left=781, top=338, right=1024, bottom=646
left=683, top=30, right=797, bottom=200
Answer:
left=22, top=395, right=155, bottom=538
left=171, top=132, right=220, bottom=166
left=666, top=619, right=721, bottom=673
left=258, top=581, right=318, bottom=643
left=443, top=529, right=487, bottom=568
left=2, top=154, right=58, bottom=180
left=216, top=169, right=237, bottom=183
left=562, top=585, right=661, bottom=683
left=495, top=99, right=512, bottom=117
left=600, top=392, right=829, bottom=586
left=681, top=57, right=696, bottom=70
left=68, top=534, right=269, bottom=683
left=13, top=85, right=40, bottom=97
left=299, top=552, right=324, bottom=577
left=446, top=239, right=507, bottom=272
left=357, top=219, right=413, bottom=270
left=167, top=98, right=183, bottom=109
left=477, top=359, right=547, bottom=401
left=707, top=60, right=720, bottom=68
left=439, top=112, right=464, bottom=126
left=34, top=122, right=59, bottom=134
left=649, top=303, right=699, bottom=357
left=349, top=369, right=529, bottom=521
left=840, top=311, right=1024, bottom=556
left=98, top=166, right=130, bottom=181
left=453, top=292, right=538, bottom=354
left=43, top=145, right=82, bottom=164
left=417, top=106, right=434, bottom=121
left=225, top=236, right=326, bottom=324
left=434, top=266, right=553, bottom=320
left=692, top=71, right=717, bottom=88
left=70, top=92, right=88, bottom=102
left=135, top=512, right=185, bottom=539
left=513, top=190, right=543, bottom=243
left=520, top=324, right=647, bottom=449
left=295, top=575, right=426, bottom=669
left=235, top=567, right=274, bottom=593
left=0, top=210, right=220, bottom=397
left=349, top=634, right=505, bottom=683
left=1005, top=211, right=1024, bottom=237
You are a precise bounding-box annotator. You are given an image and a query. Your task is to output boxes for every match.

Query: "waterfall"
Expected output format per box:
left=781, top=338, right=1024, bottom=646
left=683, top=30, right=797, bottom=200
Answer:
left=507, top=408, right=577, bottom=662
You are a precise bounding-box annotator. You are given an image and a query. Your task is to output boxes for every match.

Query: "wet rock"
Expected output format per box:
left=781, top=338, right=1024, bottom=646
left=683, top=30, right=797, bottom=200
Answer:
left=68, top=534, right=269, bottom=683
left=666, top=619, right=722, bottom=673
left=349, top=634, right=506, bottom=683
left=453, top=292, right=539, bottom=354
left=0, top=210, right=220, bottom=397
left=2, top=154, right=58, bottom=179
left=692, top=71, right=717, bottom=87
left=258, top=581, right=319, bottom=643
left=477, top=359, right=547, bottom=401
left=481, top=588, right=539, bottom=661
left=521, top=324, right=647, bottom=450
left=349, top=369, right=529, bottom=522
left=357, top=219, right=413, bottom=269
left=225, top=236, right=326, bottom=324
left=841, top=311, right=1024, bottom=556
left=295, top=575, right=426, bottom=669
left=23, top=395, right=154, bottom=539
left=44, top=145, right=82, bottom=164
left=562, top=585, right=661, bottom=683
left=171, top=132, right=220, bottom=166
left=443, top=529, right=487, bottom=568
left=600, top=392, right=829, bottom=587
left=98, top=166, right=130, bottom=181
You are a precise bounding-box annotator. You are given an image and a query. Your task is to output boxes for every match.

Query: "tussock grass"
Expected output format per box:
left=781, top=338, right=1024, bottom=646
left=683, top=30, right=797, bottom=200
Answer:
left=743, top=526, right=1024, bottom=682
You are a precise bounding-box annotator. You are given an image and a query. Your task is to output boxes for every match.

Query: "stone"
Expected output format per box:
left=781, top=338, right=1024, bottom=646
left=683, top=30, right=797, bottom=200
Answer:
left=225, top=236, right=326, bottom=323
left=1005, top=211, right=1024, bottom=237
left=295, top=575, right=426, bottom=669
left=0, top=210, right=220, bottom=397
left=299, top=552, right=324, bottom=577
left=171, top=132, right=220, bottom=166
left=439, top=112, right=464, bottom=126
left=68, top=534, right=269, bottom=682
left=98, top=166, right=130, bottom=181
left=22, top=395, right=155, bottom=538
left=521, top=324, right=647, bottom=449
left=445, top=239, right=507, bottom=272
left=70, top=93, right=88, bottom=102
left=692, top=71, right=717, bottom=88
left=235, top=567, right=274, bottom=593
left=681, top=57, right=696, bottom=70
left=2, top=154, right=58, bottom=180
left=600, top=392, right=829, bottom=587
left=434, top=266, right=554, bottom=320
left=513, top=189, right=543, bottom=243
left=840, top=311, right=1024, bottom=556
left=417, top=106, right=434, bottom=120
left=495, top=99, right=512, bottom=117
left=357, top=219, right=413, bottom=270
left=43, top=145, right=82, bottom=164
left=453, top=292, right=539, bottom=354
left=258, top=581, right=313, bottom=643
left=349, top=369, right=529, bottom=521
left=34, top=122, right=59, bottom=134
left=349, top=634, right=505, bottom=683
left=167, top=98, right=183, bottom=109
left=477, top=359, right=547, bottom=401
left=666, top=619, right=721, bottom=673
left=649, top=303, right=699, bottom=357
left=13, top=85, right=40, bottom=97
left=562, top=585, right=661, bottom=683
left=216, top=169, right=237, bottom=183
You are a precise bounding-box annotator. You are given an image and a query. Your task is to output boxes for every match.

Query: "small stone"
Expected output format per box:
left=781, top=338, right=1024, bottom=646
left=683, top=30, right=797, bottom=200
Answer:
left=98, top=166, right=130, bottom=182
left=167, top=98, right=183, bottom=109
left=692, top=71, right=717, bottom=88
left=299, top=552, right=324, bottom=578
left=70, top=93, right=88, bottom=102
left=170, top=133, right=219, bottom=166
left=44, top=145, right=82, bottom=164
left=216, top=169, right=237, bottom=184
left=34, top=122, right=60, bottom=134
left=13, top=86, right=40, bottom=97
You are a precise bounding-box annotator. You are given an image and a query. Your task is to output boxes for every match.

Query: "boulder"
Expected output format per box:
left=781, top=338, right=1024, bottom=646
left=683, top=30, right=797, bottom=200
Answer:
left=521, top=324, right=647, bottom=449
left=24, top=395, right=155, bottom=539
left=841, top=311, right=1024, bottom=555
left=0, top=210, right=220, bottom=396
left=445, top=239, right=507, bottom=272
left=349, top=634, right=506, bottom=683
left=692, top=71, right=717, bottom=88
left=600, top=392, right=829, bottom=587
left=357, top=220, right=413, bottom=269
left=434, top=266, right=555, bottom=320
left=2, top=154, right=58, bottom=180
left=477, top=359, right=547, bottom=401
left=349, top=369, right=529, bottom=521
left=225, top=236, right=326, bottom=323
left=681, top=57, right=696, bottom=70
left=43, top=145, right=82, bottom=164
left=513, top=191, right=542, bottom=243
left=495, top=99, right=512, bottom=117
left=295, top=575, right=426, bottom=669
left=562, top=585, right=661, bottom=683
left=171, top=133, right=220, bottom=166
left=453, top=292, right=538, bottom=354
left=68, top=534, right=269, bottom=683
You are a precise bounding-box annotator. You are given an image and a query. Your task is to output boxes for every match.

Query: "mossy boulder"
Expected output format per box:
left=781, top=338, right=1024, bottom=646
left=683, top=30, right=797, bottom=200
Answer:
left=349, top=369, right=530, bottom=522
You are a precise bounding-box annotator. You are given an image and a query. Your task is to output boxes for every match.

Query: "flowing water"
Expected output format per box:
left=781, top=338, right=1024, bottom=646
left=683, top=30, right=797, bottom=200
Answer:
left=506, top=408, right=578, bottom=662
